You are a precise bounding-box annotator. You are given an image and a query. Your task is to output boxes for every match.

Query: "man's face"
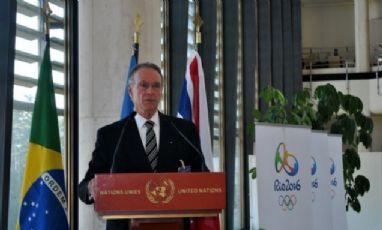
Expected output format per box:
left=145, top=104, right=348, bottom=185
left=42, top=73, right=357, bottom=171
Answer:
left=128, top=67, right=163, bottom=118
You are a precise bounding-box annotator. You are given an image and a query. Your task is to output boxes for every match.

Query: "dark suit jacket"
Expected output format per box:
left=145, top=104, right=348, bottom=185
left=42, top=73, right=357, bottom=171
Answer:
left=78, top=112, right=207, bottom=229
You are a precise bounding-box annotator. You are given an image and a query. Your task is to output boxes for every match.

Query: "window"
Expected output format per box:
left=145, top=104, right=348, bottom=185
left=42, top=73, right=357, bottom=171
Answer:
left=8, top=0, right=66, bottom=229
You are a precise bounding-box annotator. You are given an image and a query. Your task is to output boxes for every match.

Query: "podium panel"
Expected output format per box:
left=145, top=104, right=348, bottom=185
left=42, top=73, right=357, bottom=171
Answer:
left=93, top=172, right=226, bottom=219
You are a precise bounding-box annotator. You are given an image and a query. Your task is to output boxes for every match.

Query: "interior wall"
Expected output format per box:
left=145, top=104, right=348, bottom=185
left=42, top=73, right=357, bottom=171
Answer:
left=78, top=0, right=161, bottom=229
left=301, top=3, right=355, bottom=48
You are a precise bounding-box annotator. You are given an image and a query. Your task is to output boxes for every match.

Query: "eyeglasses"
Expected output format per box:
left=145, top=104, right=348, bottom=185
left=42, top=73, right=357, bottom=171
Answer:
left=136, top=81, right=162, bottom=91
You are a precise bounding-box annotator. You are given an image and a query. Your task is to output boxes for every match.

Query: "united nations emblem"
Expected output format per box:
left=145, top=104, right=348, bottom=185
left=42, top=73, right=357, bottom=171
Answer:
left=145, top=178, right=175, bottom=204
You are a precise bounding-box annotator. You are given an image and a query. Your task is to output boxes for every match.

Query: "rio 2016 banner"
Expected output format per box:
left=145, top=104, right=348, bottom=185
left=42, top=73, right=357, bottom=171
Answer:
left=255, top=123, right=312, bottom=230
left=328, top=135, right=348, bottom=230
left=310, top=131, right=333, bottom=230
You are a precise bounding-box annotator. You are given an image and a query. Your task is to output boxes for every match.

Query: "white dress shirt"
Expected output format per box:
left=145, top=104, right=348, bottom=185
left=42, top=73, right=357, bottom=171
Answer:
left=134, top=111, right=160, bottom=150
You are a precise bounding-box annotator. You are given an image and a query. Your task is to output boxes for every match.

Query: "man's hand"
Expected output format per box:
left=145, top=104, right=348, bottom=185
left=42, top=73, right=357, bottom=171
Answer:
left=88, top=178, right=95, bottom=201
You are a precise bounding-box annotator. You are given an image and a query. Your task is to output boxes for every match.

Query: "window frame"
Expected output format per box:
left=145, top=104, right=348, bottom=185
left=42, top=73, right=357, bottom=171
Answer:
left=0, top=0, right=17, bottom=228
left=4, top=0, right=76, bottom=229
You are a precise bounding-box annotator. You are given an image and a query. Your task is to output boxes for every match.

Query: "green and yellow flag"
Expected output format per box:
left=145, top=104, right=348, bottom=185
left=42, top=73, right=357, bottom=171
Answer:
left=18, top=37, right=69, bottom=230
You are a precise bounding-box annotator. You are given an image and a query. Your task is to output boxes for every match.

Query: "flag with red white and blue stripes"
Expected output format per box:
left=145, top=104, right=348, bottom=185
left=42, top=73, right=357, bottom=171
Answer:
left=177, top=50, right=213, bottom=172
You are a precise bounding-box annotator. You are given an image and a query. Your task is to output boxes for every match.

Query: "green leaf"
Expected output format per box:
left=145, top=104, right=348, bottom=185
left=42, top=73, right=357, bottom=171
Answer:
left=359, top=131, right=372, bottom=148
left=315, top=84, right=336, bottom=99
left=336, top=115, right=356, bottom=144
left=330, top=120, right=342, bottom=134
left=351, top=198, right=361, bottom=212
left=254, top=109, right=262, bottom=121
left=290, top=89, right=315, bottom=126
left=273, top=89, right=287, bottom=106
left=344, top=148, right=361, bottom=170
left=249, top=167, right=257, bottom=179
left=354, top=112, right=366, bottom=127
left=355, top=175, right=370, bottom=196
left=315, top=84, right=340, bottom=120
left=363, top=117, right=374, bottom=133
left=260, top=86, right=273, bottom=104
left=347, top=186, right=357, bottom=198
left=341, top=95, right=363, bottom=114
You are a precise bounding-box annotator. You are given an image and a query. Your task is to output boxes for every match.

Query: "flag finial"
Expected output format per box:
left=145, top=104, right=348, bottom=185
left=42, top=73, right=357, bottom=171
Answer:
left=194, top=0, right=203, bottom=44
left=134, top=13, right=143, bottom=43
left=42, top=0, right=52, bottom=35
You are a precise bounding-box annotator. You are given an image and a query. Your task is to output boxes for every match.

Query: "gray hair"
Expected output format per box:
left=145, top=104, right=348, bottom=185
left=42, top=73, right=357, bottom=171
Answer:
left=128, top=62, right=163, bottom=86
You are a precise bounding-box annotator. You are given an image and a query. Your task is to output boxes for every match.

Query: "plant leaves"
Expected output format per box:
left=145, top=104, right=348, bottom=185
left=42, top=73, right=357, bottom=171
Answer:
left=315, top=84, right=340, bottom=124
left=359, top=131, right=372, bottom=148
left=336, top=115, right=356, bottom=144
left=362, top=117, right=374, bottom=134
left=351, top=198, right=361, bottom=212
left=344, top=148, right=361, bottom=171
left=341, top=94, right=363, bottom=114
left=259, top=86, right=273, bottom=104
left=354, top=112, right=366, bottom=127
left=355, top=175, right=370, bottom=196
left=254, top=109, right=262, bottom=121
left=249, top=167, right=257, bottom=179
left=330, top=120, right=342, bottom=134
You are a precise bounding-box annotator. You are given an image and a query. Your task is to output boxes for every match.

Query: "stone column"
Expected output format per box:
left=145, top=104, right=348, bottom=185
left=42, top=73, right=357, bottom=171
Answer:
left=354, top=0, right=370, bottom=72
left=78, top=0, right=98, bottom=229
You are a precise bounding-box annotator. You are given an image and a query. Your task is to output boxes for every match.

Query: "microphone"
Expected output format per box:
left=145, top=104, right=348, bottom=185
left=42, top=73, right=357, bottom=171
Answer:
left=170, top=121, right=208, bottom=172
left=110, top=112, right=136, bottom=173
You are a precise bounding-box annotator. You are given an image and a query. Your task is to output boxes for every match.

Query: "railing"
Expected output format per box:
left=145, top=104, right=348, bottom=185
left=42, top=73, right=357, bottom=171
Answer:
left=302, top=46, right=355, bottom=69
left=302, top=44, right=382, bottom=70
left=371, top=43, right=382, bottom=66
left=376, top=57, right=382, bottom=96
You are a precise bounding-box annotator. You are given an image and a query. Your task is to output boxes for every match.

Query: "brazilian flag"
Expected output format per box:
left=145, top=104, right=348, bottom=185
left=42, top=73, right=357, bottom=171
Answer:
left=18, top=36, right=69, bottom=230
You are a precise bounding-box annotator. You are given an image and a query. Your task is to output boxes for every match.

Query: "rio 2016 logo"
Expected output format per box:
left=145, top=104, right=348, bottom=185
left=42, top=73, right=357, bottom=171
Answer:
left=311, top=156, right=317, bottom=176
left=274, top=143, right=301, bottom=211
left=330, top=158, right=336, bottom=175
left=275, top=143, right=299, bottom=176
left=329, top=157, right=337, bottom=199
left=311, top=156, right=318, bottom=202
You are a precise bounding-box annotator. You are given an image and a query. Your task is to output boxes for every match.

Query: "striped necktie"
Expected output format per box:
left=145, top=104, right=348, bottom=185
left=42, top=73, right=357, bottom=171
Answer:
left=145, top=120, right=158, bottom=171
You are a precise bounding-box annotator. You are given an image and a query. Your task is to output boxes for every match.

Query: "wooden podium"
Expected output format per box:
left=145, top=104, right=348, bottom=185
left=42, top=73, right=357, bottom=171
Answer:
left=93, top=172, right=226, bottom=230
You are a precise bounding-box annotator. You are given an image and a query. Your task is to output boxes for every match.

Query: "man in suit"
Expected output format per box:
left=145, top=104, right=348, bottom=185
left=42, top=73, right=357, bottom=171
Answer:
left=79, top=62, right=207, bottom=229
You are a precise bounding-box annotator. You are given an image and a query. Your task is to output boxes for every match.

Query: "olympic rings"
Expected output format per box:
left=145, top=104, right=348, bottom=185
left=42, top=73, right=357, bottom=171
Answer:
left=278, top=194, right=297, bottom=211
left=311, top=156, right=317, bottom=176
left=330, top=158, right=336, bottom=175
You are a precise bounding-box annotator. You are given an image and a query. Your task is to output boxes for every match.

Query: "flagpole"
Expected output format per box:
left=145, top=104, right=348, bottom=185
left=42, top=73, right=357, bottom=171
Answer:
left=120, top=14, right=142, bottom=119
left=194, top=0, right=202, bottom=53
